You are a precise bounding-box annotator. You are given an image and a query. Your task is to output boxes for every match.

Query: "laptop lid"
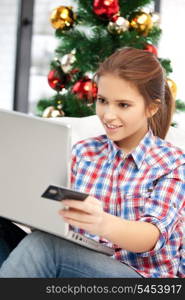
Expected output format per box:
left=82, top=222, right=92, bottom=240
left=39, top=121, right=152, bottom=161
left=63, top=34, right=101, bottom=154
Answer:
left=0, top=109, right=71, bottom=236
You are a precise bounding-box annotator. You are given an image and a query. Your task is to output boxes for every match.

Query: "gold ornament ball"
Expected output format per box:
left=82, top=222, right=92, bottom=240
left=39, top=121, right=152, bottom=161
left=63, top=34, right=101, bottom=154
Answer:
left=42, top=106, right=65, bottom=118
left=130, top=12, right=153, bottom=35
left=167, top=78, right=177, bottom=99
left=42, top=106, right=55, bottom=118
left=50, top=6, right=75, bottom=30
left=108, top=16, right=130, bottom=34
left=60, top=50, right=76, bottom=73
left=51, top=109, right=65, bottom=118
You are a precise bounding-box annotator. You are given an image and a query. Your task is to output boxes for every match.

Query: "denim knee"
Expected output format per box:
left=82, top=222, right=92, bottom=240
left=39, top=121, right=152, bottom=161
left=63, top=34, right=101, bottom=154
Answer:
left=0, top=230, right=58, bottom=277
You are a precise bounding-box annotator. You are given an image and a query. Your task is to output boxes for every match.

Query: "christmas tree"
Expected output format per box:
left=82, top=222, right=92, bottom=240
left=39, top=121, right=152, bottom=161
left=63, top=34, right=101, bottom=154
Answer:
left=36, top=0, right=185, bottom=119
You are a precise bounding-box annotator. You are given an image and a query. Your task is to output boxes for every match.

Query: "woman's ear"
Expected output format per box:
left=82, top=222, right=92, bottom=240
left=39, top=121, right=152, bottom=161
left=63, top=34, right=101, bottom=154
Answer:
left=146, top=99, right=161, bottom=118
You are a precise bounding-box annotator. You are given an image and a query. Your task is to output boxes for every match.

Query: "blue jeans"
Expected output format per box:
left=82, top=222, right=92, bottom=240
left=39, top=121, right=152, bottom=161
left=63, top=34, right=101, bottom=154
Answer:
left=0, top=231, right=142, bottom=278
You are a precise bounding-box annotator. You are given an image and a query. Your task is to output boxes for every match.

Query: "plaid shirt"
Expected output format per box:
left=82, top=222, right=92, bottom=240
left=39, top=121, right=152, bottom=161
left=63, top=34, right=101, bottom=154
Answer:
left=70, top=130, right=185, bottom=278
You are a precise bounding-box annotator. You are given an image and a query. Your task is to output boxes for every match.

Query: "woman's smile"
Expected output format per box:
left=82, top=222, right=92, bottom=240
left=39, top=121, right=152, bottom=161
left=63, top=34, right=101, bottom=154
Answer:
left=104, top=122, right=123, bottom=133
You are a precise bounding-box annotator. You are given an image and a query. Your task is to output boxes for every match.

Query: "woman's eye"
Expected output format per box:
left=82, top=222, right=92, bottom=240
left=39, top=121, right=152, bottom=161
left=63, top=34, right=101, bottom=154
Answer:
left=119, top=103, right=129, bottom=108
left=97, top=98, right=105, bottom=104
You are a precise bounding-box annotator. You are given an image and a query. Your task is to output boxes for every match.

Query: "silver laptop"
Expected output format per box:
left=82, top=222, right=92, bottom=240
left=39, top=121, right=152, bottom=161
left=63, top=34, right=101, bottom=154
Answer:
left=0, top=109, right=114, bottom=256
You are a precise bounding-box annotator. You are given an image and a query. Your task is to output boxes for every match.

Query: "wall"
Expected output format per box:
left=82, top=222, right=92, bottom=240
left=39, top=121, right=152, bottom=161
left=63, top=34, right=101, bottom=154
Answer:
left=159, top=0, right=185, bottom=129
left=0, top=0, right=19, bottom=110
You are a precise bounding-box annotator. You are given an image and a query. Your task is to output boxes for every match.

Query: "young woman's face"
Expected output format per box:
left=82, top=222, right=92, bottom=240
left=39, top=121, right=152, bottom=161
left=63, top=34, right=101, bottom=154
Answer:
left=96, top=74, right=150, bottom=152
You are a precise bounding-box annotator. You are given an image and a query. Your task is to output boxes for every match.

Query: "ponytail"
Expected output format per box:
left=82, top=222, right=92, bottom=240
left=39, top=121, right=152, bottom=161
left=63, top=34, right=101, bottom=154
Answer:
left=148, top=81, right=175, bottom=139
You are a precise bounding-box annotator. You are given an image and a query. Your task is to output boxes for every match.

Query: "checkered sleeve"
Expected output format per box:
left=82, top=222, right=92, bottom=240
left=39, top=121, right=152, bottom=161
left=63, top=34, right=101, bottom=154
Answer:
left=70, top=144, right=78, bottom=188
left=70, top=140, right=86, bottom=188
left=139, top=163, right=185, bottom=257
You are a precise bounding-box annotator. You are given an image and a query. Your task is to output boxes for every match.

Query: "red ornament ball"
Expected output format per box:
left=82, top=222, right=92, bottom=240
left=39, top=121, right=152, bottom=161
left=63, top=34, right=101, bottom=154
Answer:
left=93, top=0, right=120, bottom=19
left=48, top=69, right=69, bottom=91
left=72, top=77, right=97, bottom=101
left=144, top=44, right=158, bottom=56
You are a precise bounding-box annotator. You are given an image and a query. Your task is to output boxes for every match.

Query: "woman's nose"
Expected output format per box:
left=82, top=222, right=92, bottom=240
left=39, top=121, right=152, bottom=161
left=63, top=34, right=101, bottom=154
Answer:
left=103, top=106, right=117, bottom=120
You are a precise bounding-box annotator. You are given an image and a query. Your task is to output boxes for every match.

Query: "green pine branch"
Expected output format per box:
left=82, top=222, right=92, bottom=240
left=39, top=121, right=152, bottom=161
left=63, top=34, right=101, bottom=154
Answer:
left=120, top=0, right=155, bottom=16
left=159, top=58, right=173, bottom=76
left=176, top=99, right=185, bottom=112
left=55, top=25, right=161, bottom=75
left=36, top=93, right=96, bottom=118
left=146, top=26, right=162, bottom=45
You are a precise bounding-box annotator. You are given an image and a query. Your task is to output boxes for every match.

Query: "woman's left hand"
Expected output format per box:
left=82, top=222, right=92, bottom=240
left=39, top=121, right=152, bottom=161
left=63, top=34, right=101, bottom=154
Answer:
left=58, top=196, right=106, bottom=236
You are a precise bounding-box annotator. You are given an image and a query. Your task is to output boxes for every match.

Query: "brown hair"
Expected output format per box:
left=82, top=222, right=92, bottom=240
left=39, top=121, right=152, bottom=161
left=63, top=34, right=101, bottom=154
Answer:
left=95, top=47, right=174, bottom=139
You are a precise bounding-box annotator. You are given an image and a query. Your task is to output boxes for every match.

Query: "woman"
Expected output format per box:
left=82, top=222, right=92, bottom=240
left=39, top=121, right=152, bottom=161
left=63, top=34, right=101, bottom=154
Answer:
left=0, top=47, right=184, bottom=277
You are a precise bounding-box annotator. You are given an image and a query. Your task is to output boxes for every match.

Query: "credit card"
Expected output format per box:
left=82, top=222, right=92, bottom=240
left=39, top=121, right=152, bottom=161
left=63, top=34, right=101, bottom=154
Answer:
left=41, top=185, right=89, bottom=201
